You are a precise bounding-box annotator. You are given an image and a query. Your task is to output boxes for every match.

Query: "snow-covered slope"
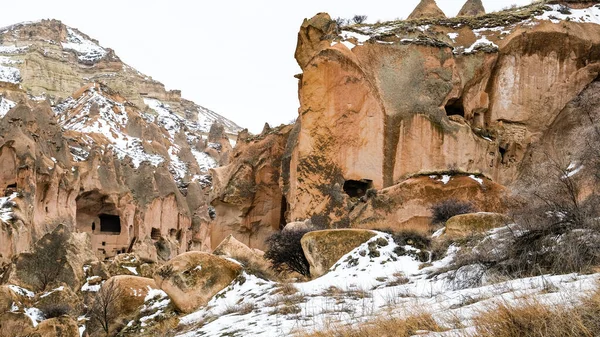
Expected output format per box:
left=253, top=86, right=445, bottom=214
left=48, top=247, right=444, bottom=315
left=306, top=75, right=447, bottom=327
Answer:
left=125, top=230, right=599, bottom=337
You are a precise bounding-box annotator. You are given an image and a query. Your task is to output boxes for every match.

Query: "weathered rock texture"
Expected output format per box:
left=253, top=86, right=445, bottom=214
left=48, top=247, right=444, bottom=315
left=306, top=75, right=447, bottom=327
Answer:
left=209, top=125, right=293, bottom=250
left=153, top=251, right=242, bottom=313
left=445, top=212, right=510, bottom=237
left=408, top=0, right=446, bottom=20
left=301, top=229, right=376, bottom=278
left=0, top=20, right=242, bottom=263
left=282, top=4, right=600, bottom=229
left=458, top=0, right=486, bottom=17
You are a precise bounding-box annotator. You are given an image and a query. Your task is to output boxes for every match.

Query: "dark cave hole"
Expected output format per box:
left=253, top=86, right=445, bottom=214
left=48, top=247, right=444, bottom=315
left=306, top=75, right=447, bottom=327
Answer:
left=343, top=179, right=373, bottom=198
left=99, top=214, right=121, bottom=233
left=279, top=196, right=288, bottom=229
left=499, top=146, right=507, bottom=163
left=445, top=99, right=465, bottom=118
left=151, top=227, right=161, bottom=240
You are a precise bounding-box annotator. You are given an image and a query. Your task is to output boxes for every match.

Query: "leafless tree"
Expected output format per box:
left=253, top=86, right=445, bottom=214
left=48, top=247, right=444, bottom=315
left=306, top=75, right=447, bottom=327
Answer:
left=87, top=279, right=123, bottom=336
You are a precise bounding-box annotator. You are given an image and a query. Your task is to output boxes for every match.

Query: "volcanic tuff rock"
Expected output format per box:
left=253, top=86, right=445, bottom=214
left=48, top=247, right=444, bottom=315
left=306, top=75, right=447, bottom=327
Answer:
left=0, top=19, right=242, bottom=263
left=209, top=124, right=293, bottom=250
left=407, top=0, right=446, bottom=20
left=458, top=0, right=486, bottom=17
left=280, top=3, right=600, bottom=229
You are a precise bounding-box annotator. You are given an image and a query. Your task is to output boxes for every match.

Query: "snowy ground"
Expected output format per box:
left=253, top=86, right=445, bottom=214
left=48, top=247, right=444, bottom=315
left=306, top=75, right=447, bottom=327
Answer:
left=168, top=231, right=600, bottom=337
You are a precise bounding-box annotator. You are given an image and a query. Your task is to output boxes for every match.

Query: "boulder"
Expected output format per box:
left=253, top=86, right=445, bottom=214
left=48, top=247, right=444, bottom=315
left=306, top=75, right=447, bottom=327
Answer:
left=32, top=316, right=79, bottom=337
left=35, top=285, right=82, bottom=318
left=154, top=252, right=242, bottom=313
left=408, top=0, right=446, bottom=20
left=282, top=220, right=315, bottom=233
left=0, top=285, right=19, bottom=312
left=106, top=275, right=157, bottom=318
left=301, top=229, right=376, bottom=278
left=445, top=212, right=510, bottom=237
left=9, top=224, right=98, bottom=292
left=213, top=235, right=272, bottom=279
left=107, top=253, right=156, bottom=278
left=0, top=312, right=34, bottom=336
left=458, top=0, right=485, bottom=16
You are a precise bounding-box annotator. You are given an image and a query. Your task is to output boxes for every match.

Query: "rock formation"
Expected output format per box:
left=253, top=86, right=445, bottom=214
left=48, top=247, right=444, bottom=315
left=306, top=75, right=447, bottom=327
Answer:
left=408, top=0, right=446, bottom=20
left=458, top=0, right=485, bottom=17
left=209, top=125, right=293, bottom=250
left=301, top=229, right=376, bottom=277
left=153, top=251, right=242, bottom=313
left=0, top=19, right=242, bottom=264
left=444, top=212, right=510, bottom=237
left=280, top=3, right=600, bottom=231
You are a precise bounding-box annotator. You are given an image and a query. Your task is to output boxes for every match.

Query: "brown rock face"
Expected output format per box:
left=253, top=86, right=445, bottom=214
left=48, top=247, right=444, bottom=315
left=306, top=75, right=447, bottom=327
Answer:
left=301, top=229, right=376, bottom=278
left=408, top=0, right=446, bottom=20
left=350, top=176, right=507, bottom=233
left=8, top=224, right=97, bottom=292
left=0, top=19, right=243, bottom=263
left=0, top=312, right=34, bottom=336
left=209, top=125, right=293, bottom=251
left=458, top=0, right=485, bottom=17
left=153, top=251, right=242, bottom=313
left=285, top=6, right=600, bottom=230
left=32, top=316, right=79, bottom=337
left=445, top=212, right=510, bottom=237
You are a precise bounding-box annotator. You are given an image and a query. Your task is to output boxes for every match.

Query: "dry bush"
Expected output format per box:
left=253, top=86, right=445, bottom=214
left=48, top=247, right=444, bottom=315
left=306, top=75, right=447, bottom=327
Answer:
left=430, top=199, right=476, bottom=225
left=297, top=312, right=442, bottom=337
left=265, top=229, right=312, bottom=277
left=472, top=290, right=600, bottom=337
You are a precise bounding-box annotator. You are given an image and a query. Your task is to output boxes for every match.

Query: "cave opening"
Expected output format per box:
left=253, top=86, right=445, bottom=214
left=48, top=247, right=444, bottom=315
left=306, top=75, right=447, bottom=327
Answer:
left=279, top=196, right=288, bottom=230
left=99, top=214, right=121, bottom=233
left=151, top=227, right=161, bottom=240
left=343, top=179, right=373, bottom=198
left=445, top=98, right=465, bottom=118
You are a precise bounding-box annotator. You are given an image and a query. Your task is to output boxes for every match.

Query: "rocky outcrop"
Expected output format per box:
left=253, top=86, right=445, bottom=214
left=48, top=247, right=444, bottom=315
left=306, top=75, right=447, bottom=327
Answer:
left=6, top=224, right=97, bottom=292
left=209, top=125, right=293, bottom=251
left=284, top=3, right=600, bottom=230
left=0, top=312, right=34, bottom=336
left=458, top=0, right=485, bottom=17
left=350, top=175, right=507, bottom=233
left=301, top=229, right=376, bottom=278
left=445, top=212, right=510, bottom=237
left=0, top=19, right=243, bottom=263
left=106, top=275, right=157, bottom=318
left=153, top=251, right=242, bottom=313
left=35, top=285, right=82, bottom=318
left=408, top=0, right=446, bottom=20
left=32, top=316, right=79, bottom=337
left=0, top=286, right=18, bottom=312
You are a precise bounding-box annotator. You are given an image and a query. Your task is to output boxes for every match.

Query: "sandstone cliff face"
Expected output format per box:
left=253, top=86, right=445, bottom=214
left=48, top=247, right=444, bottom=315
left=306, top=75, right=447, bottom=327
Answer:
left=0, top=20, right=242, bottom=263
left=285, top=4, right=600, bottom=228
left=209, top=125, right=293, bottom=250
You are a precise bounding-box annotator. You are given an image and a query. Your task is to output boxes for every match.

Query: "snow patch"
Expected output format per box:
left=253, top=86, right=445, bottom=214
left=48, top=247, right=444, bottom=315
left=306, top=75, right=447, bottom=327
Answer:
left=0, top=96, right=16, bottom=118
left=61, top=28, right=107, bottom=63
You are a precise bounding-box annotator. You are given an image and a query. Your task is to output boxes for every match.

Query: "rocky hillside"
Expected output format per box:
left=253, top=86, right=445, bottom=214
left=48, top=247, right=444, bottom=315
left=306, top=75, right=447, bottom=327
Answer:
left=2, top=1, right=600, bottom=337
left=0, top=19, right=242, bottom=264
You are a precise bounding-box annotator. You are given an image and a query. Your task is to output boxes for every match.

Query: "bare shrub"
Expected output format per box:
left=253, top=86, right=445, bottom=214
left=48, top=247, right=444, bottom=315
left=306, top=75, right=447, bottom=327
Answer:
left=40, top=303, right=71, bottom=319
left=334, top=17, right=347, bottom=27
left=430, top=199, right=476, bottom=225
left=297, top=312, right=442, bottom=336
left=472, top=295, right=600, bottom=337
left=87, top=279, right=123, bottom=335
left=264, top=229, right=311, bottom=277
left=352, top=15, right=368, bottom=24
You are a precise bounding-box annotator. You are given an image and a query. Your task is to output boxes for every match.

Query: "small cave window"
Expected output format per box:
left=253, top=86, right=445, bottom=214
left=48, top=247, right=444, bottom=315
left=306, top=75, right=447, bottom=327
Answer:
left=343, top=179, right=373, bottom=198
left=99, top=214, right=121, bottom=233
left=499, top=146, right=507, bottom=163
left=151, top=228, right=161, bottom=240
left=91, top=222, right=96, bottom=231
left=445, top=99, right=465, bottom=118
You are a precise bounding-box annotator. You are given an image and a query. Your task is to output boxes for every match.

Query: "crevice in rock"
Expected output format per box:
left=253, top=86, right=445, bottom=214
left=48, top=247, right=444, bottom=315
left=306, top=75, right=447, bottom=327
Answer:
left=445, top=98, right=465, bottom=118
left=343, top=179, right=373, bottom=198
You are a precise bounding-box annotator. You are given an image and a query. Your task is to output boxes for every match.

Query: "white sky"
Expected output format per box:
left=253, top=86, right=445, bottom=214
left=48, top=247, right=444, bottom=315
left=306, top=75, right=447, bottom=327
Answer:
left=2, top=0, right=531, bottom=133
